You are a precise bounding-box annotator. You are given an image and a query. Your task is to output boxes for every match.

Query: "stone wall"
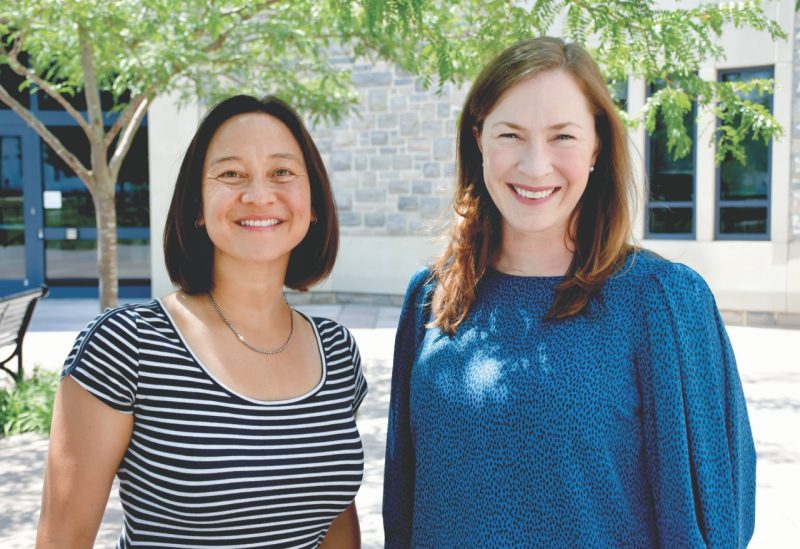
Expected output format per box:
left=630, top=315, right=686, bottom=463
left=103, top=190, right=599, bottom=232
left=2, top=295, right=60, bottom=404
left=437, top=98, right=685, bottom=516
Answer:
left=311, top=53, right=467, bottom=237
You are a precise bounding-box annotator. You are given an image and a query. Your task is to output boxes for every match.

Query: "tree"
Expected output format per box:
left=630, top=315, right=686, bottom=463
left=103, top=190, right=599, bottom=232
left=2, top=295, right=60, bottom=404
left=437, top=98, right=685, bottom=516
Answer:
left=0, top=0, right=786, bottom=309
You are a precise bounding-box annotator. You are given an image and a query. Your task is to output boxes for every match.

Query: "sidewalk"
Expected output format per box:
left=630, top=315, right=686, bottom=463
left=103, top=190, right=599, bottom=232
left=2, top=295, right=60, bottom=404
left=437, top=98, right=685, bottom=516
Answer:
left=1, top=299, right=798, bottom=547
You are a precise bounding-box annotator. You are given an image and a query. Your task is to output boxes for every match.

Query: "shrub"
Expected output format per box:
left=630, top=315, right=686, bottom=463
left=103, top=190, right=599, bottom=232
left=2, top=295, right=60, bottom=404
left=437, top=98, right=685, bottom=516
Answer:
left=0, top=368, right=59, bottom=436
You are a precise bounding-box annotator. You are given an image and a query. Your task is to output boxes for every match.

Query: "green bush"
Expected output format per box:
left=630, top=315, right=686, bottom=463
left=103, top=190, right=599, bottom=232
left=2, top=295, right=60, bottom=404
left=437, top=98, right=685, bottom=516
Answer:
left=0, top=368, right=60, bottom=436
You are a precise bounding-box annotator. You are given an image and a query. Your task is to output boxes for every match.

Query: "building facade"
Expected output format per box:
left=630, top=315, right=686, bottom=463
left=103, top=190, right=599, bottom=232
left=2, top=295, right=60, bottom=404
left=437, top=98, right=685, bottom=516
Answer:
left=2, top=0, right=798, bottom=325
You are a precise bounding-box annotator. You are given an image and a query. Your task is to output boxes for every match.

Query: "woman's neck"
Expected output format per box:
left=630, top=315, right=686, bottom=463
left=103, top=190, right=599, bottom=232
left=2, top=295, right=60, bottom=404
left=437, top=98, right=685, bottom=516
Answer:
left=492, top=227, right=574, bottom=277
left=207, top=260, right=290, bottom=326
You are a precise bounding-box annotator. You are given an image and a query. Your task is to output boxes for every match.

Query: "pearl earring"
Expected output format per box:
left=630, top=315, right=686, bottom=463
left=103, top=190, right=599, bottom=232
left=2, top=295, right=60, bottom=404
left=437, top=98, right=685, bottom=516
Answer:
left=589, top=165, right=595, bottom=173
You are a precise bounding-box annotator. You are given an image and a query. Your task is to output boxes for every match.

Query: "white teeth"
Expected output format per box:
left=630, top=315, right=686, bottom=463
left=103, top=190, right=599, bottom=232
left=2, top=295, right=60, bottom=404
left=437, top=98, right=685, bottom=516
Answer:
left=239, top=219, right=279, bottom=227
left=512, top=186, right=555, bottom=200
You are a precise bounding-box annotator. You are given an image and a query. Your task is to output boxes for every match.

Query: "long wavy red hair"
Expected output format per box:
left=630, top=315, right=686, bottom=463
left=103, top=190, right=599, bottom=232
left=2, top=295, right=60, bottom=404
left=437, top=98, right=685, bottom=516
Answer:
left=431, top=37, right=635, bottom=335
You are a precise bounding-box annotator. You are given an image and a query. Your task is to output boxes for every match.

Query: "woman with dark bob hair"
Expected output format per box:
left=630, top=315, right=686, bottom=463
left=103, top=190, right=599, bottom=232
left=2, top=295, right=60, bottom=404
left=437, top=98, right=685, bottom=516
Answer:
left=384, top=37, right=755, bottom=547
left=38, top=95, right=367, bottom=548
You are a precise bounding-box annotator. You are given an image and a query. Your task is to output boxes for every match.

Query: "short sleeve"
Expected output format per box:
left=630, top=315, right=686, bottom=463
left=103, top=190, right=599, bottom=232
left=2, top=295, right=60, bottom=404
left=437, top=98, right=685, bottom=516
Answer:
left=637, top=264, right=756, bottom=548
left=383, top=267, right=434, bottom=549
left=342, top=325, right=368, bottom=414
left=61, top=306, right=140, bottom=414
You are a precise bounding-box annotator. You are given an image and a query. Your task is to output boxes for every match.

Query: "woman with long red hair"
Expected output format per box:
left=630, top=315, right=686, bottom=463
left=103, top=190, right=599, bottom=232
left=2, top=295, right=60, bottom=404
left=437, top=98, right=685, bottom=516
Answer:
left=383, top=37, right=755, bottom=547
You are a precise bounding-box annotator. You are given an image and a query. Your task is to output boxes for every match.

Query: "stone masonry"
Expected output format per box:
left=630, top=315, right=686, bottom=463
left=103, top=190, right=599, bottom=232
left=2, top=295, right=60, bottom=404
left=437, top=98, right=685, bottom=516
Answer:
left=311, top=53, right=468, bottom=237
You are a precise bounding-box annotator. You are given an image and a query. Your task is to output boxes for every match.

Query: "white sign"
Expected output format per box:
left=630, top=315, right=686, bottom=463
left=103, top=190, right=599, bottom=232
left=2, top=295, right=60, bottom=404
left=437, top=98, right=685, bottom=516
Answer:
left=43, top=190, right=62, bottom=209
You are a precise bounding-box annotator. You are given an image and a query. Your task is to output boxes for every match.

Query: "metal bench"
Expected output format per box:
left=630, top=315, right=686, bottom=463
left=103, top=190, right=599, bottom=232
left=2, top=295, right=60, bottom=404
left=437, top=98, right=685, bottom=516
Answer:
left=0, top=286, right=49, bottom=383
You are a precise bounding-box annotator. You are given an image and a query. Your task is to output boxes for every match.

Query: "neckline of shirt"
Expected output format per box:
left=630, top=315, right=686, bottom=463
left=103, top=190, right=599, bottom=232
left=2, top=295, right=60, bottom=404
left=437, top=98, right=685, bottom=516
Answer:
left=154, top=298, right=329, bottom=406
left=484, top=265, right=565, bottom=282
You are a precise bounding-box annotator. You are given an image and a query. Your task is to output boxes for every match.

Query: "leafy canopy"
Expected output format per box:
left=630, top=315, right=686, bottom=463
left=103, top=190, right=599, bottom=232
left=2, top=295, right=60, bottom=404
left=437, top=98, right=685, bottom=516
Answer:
left=0, top=0, right=788, bottom=160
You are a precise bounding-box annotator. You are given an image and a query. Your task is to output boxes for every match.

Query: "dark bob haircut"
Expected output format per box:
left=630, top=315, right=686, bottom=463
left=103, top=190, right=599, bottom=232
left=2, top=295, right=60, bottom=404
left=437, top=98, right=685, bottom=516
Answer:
left=163, top=95, right=338, bottom=293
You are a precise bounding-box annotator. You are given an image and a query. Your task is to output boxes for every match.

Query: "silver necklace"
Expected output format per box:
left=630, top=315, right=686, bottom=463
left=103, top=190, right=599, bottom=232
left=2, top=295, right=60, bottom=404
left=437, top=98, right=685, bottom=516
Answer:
left=207, top=292, right=294, bottom=355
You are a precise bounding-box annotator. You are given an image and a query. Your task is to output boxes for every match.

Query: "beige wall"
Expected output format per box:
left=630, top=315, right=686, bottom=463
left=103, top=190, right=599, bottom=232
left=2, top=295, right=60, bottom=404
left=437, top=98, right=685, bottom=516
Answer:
left=147, top=92, right=203, bottom=299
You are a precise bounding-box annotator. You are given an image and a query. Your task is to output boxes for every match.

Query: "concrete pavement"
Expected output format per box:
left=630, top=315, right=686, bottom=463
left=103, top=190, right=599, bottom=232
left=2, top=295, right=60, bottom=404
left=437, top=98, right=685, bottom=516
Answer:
left=0, top=298, right=798, bottom=547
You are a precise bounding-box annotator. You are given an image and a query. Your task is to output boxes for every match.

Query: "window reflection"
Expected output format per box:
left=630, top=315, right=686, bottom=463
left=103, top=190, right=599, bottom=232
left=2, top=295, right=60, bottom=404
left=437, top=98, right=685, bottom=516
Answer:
left=649, top=207, right=693, bottom=235
left=41, top=121, right=150, bottom=285
left=42, top=127, right=93, bottom=227
left=719, top=207, right=768, bottom=235
left=46, top=239, right=150, bottom=282
left=41, top=123, right=149, bottom=228
left=647, top=81, right=696, bottom=237
left=718, top=67, right=772, bottom=239
left=0, top=136, right=25, bottom=280
left=45, top=239, right=96, bottom=280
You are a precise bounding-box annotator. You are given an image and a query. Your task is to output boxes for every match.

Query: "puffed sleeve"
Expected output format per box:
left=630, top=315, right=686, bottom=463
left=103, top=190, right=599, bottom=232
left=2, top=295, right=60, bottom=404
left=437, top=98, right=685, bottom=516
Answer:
left=61, top=306, right=140, bottom=413
left=638, top=263, right=755, bottom=548
left=383, top=267, right=433, bottom=549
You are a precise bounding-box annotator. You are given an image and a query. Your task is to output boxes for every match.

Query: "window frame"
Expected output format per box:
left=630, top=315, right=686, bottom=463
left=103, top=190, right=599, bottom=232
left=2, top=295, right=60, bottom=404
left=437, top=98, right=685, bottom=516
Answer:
left=644, top=82, right=697, bottom=240
left=714, top=65, right=773, bottom=241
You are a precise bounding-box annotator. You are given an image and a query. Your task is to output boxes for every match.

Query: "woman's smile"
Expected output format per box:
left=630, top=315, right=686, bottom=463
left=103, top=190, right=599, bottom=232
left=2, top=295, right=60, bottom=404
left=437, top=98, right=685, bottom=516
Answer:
left=509, top=184, right=561, bottom=202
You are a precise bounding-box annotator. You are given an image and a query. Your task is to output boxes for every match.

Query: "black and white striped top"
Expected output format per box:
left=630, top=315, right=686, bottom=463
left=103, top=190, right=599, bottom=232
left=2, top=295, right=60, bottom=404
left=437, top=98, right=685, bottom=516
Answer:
left=62, top=300, right=368, bottom=548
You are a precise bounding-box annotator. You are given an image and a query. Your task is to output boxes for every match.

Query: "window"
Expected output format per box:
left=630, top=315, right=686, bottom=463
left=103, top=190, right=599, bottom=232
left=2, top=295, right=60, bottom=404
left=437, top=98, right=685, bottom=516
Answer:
left=41, top=123, right=150, bottom=286
left=646, top=82, right=696, bottom=238
left=0, top=61, right=32, bottom=109
left=609, top=79, right=628, bottom=112
left=38, top=87, right=129, bottom=112
left=0, top=71, right=151, bottom=294
left=716, top=67, right=772, bottom=239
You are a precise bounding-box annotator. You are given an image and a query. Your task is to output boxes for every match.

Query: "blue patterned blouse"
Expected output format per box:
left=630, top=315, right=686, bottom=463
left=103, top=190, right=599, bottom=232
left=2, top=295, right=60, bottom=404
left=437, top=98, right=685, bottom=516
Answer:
left=383, top=250, right=755, bottom=548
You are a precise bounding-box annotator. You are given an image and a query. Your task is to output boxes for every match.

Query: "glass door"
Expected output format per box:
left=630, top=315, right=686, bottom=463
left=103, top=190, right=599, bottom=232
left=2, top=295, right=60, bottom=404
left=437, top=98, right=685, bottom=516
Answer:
left=0, top=135, right=24, bottom=280
left=0, top=79, right=150, bottom=298
left=41, top=126, right=99, bottom=286
left=39, top=124, right=151, bottom=296
left=0, top=132, right=40, bottom=293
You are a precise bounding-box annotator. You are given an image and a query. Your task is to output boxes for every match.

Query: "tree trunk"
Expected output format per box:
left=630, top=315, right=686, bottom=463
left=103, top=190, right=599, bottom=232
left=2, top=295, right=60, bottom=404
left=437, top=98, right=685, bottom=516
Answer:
left=94, top=174, right=119, bottom=310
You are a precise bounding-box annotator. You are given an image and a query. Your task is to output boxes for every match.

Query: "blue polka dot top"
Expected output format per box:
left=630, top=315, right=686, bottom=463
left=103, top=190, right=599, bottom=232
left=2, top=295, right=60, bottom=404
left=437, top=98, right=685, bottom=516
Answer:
left=383, top=250, right=755, bottom=548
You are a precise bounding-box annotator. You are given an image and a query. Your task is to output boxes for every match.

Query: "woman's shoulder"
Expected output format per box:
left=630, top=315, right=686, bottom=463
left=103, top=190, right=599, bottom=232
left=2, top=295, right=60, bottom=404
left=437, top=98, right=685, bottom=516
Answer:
left=62, top=302, right=161, bottom=388
left=65, top=300, right=166, bottom=363
left=402, top=266, right=436, bottom=305
left=407, top=266, right=435, bottom=291
left=303, top=314, right=357, bottom=348
left=79, top=300, right=163, bottom=335
left=607, top=249, right=720, bottom=329
left=613, top=249, right=711, bottom=296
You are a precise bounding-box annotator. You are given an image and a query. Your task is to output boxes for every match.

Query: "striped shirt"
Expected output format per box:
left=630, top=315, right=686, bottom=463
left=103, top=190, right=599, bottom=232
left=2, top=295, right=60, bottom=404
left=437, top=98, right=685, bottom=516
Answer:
left=62, top=300, right=368, bottom=548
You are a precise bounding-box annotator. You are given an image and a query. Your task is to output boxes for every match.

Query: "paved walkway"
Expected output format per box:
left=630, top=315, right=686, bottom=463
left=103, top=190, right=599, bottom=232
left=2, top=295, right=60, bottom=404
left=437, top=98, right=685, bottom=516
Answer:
left=1, top=298, right=798, bottom=547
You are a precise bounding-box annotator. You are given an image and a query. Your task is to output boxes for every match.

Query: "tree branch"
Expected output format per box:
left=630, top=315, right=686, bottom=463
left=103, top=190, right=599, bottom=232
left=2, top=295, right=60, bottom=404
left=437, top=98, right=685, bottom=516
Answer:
left=104, top=93, right=147, bottom=147
left=99, top=3, right=281, bottom=139
left=78, top=24, right=104, bottom=144
left=0, top=84, right=93, bottom=187
left=0, top=34, right=92, bottom=135
left=108, top=95, right=150, bottom=178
